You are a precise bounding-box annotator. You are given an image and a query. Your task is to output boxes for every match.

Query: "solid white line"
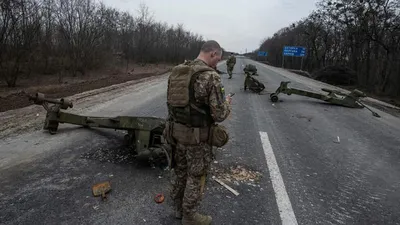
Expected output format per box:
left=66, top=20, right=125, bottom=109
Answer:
left=259, top=131, right=298, bottom=225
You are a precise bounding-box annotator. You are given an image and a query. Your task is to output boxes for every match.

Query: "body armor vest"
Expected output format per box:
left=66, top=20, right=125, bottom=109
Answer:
left=167, top=60, right=215, bottom=127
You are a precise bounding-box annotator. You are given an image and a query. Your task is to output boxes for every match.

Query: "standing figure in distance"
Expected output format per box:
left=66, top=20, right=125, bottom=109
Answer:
left=164, top=40, right=232, bottom=225
left=226, top=53, right=236, bottom=79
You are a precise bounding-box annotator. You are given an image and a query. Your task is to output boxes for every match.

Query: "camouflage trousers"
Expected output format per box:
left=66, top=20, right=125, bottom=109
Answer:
left=227, top=64, right=235, bottom=78
left=170, top=142, right=213, bottom=217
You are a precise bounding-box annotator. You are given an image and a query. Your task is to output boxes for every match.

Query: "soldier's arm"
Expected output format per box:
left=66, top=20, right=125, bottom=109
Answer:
left=207, top=73, right=231, bottom=122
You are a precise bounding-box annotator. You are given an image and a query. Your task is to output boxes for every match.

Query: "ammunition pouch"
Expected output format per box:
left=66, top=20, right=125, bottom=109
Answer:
left=172, top=122, right=210, bottom=145
left=168, top=104, right=213, bottom=128
left=163, top=120, right=176, bottom=146
left=209, top=124, right=229, bottom=147
left=171, top=122, right=229, bottom=148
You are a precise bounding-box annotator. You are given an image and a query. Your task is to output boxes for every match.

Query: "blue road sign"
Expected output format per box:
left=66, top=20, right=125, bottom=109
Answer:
left=283, top=46, right=306, bottom=57
left=258, top=51, right=268, bottom=57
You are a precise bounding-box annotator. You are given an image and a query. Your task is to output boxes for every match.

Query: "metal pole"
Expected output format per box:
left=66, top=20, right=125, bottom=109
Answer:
left=282, top=55, right=284, bottom=68
left=300, top=57, right=303, bottom=71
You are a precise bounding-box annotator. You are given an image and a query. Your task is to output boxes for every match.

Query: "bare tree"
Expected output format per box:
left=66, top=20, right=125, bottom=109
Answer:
left=0, top=1, right=207, bottom=87
left=257, top=0, right=400, bottom=96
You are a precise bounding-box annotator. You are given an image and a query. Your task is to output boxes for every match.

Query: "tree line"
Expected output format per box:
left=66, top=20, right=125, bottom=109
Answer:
left=255, top=0, right=400, bottom=96
left=0, top=0, right=208, bottom=87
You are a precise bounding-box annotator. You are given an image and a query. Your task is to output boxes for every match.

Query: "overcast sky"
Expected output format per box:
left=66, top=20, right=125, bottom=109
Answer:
left=102, top=0, right=318, bottom=53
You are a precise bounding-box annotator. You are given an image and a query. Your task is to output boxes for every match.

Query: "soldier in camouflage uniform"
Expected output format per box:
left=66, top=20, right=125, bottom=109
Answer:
left=226, top=53, right=236, bottom=79
left=165, top=40, right=231, bottom=225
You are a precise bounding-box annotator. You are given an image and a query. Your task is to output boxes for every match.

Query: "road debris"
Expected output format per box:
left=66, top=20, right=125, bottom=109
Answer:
left=334, top=136, right=340, bottom=144
left=211, top=164, right=262, bottom=188
left=226, top=165, right=262, bottom=182
left=154, top=193, right=165, bottom=204
left=92, top=181, right=112, bottom=200
left=213, top=177, right=239, bottom=196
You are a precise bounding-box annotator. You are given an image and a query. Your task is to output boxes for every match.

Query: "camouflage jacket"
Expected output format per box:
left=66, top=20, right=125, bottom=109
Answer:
left=191, top=59, right=231, bottom=123
left=226, top=55, right=236, bottom=65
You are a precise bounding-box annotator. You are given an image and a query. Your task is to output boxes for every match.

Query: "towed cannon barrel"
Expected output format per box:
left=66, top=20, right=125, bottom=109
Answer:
left=29, top=92, right=73, bottom=109
left=270, top=81, right=380, bottom=117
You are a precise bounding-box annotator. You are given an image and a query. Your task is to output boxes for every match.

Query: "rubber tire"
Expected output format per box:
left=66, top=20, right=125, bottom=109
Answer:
left=270, top=94, right=279, bottom=102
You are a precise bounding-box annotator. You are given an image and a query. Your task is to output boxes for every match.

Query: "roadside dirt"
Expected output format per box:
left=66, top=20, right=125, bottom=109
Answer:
left=0, top=64, right=172, bottom=112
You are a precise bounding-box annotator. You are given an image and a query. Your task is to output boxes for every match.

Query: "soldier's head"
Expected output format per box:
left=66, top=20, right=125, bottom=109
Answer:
left=197, top=40, right=222, bottom=68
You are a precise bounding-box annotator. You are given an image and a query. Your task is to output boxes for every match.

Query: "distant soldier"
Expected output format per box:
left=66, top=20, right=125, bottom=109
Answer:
left=226, top=53, right=236, bottom=79
left=164, top=40, right=232, bottom=225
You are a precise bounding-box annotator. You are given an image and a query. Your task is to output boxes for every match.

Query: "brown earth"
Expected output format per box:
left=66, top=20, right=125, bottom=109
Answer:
left=0, top=64, right=172, bottom=112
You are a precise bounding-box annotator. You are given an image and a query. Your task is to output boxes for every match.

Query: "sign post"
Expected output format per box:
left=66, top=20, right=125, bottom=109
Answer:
left=282, top=46, right=306, bottom=70
left=257, top=51, right=268, bottom=57
left=257, top=51, right=268, bottom=62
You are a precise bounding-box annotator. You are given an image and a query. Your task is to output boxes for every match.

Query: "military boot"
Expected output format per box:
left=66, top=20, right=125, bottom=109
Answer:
left=173, top=199, right=183, bottom=219
left=182, top=212, right=212, bottom=225
left=175, top=205, right=183, bottom=219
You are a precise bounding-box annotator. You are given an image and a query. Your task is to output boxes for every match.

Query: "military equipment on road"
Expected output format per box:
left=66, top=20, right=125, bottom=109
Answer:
left=28, top=93, right=172, bottom=167
left=243, top=64, right=265, bottom=94
left=244, top=72, right=265, bottom=94
left=270, top=81, right=380, bottom=117
left=243, top=64, right=258, bottom=76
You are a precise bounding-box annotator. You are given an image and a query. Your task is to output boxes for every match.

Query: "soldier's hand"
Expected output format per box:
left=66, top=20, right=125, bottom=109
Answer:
left=226, top=95, right=232, bottom=104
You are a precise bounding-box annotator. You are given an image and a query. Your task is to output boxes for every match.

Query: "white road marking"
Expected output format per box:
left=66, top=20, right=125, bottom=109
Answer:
left=259, top=131, right=298, bottom=225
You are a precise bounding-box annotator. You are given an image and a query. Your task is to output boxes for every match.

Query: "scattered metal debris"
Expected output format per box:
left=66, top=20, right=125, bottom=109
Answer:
left=226, top=165, right=262, bottom=182
left=211, top=165, right=262, bottom=187
left=213, top=177, right=239, bottom=196
left=92, top=181, right=112, bottom=200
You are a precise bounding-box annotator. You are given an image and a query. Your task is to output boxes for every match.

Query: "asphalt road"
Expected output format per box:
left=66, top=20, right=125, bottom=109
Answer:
left=1, top=58, right=400, bottom=225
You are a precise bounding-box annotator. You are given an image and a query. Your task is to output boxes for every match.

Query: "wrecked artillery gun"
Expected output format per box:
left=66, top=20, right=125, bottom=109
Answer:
left=243, top=64, right=265, bottom=94
left=270, top=81, right=380, bottom=117
left=243, top=64, right=258, bottom=76
left=28, top=93, right=172, bottom=168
